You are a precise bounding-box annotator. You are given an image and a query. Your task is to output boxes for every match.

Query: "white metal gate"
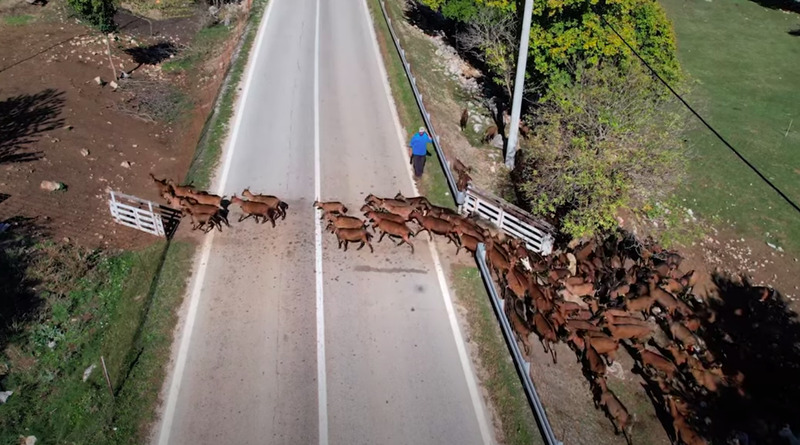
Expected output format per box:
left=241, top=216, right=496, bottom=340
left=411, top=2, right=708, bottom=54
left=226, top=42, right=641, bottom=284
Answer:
left=108, top=191, right=175, bottom=237
left=462, top=185, right=555, bottom=255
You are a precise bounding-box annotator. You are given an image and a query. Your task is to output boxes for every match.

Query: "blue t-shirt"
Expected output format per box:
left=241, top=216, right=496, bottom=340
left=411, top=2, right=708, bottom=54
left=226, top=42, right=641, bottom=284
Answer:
left=409, top=133, right=433, bottom=156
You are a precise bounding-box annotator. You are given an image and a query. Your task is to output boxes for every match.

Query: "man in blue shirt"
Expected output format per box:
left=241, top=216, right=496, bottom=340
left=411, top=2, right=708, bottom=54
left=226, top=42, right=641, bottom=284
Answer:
left=408, top=126, right=433, bottom=178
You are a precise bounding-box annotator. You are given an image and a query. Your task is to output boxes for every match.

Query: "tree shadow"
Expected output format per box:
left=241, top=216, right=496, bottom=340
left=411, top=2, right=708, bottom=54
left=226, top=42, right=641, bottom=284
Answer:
left=124, top=42, right=179, bottom=66
left=0, top=216, right=48, bottom=353
left=747, top=0, right=800, bottom=13
left=683, top=273, right=800, bottom=443
left=0, top=89, right=65, bottom=165
left=789, top=27, right=800, bottom=36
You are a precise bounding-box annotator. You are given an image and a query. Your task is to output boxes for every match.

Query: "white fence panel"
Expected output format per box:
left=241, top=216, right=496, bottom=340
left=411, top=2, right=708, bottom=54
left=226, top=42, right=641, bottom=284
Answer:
left=462, top=185, right=554, bottom=255
left=108, top=191, right=177, bottom=238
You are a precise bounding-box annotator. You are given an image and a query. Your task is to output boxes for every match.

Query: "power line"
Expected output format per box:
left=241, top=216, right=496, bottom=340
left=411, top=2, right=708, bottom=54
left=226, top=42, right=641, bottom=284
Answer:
left=599, top=15, right=800, bottom=216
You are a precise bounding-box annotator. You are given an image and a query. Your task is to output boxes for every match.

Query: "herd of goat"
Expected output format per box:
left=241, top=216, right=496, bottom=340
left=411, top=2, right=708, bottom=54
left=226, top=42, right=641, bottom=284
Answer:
left=506, top=235, right=756, bottom=445
left=149, top=173, right=753, bottom=444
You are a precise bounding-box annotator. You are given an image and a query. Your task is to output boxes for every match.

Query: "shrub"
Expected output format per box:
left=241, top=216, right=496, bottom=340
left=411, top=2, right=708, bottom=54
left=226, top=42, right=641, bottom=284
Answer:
left=67, top=0, right=116, bottom=32
left=513, top=64, right=688, bottom=239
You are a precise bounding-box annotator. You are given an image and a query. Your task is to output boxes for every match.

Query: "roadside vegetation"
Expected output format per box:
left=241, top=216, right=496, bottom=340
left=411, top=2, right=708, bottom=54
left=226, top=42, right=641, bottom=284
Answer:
left=0, top=0, right=269, bottom=441
left=0, top=232, right=193, bottom=444
left=418, top=0, right=689, bottom=242
left=365, top=0, right=454, bottom=209
left=451, top=266, right=540, bottom=445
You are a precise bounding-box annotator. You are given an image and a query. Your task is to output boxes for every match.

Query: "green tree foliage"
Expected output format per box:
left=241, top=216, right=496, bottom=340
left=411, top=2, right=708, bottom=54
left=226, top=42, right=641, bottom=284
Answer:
left=424, top=0, right=680, bottom=94
left=513, top=64, right=687, bottom=239
left=68, top=0, right=116, bottom=32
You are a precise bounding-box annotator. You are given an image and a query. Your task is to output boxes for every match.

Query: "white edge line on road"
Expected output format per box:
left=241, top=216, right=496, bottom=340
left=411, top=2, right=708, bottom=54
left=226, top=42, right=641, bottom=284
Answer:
left=314, top=0, right=328, bottom=443
left=359, top=1, right=495, bottom=444
left=155, top=1, right=277, bottom=443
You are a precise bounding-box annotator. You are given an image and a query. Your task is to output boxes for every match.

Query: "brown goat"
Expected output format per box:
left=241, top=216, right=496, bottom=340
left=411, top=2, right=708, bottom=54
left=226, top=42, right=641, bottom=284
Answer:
left=585, top=344, right=606, bottom=375
left=668, top=397, right=707, bottom=445
left=483, top=125, right=498, bottom=143
left=185, top=190, right=224, bottom=208
left=455, top=233, right=480, bottom=256
left=607, top=323, right=653, bottom=342
left=243, top=188, right=288, bottom=219
left=459, top=108, right=468, bottom=131
left=532, top=312, right=558, bottom=363
left=409, top=210, right=459, bottom=245
left=231, top=195, right=276, bottom=226
left=669, top=321, right=699, bottom=351
left=451, top=218, right=485, bottom=241
left=594, top=377, right=633, bottom=444
left=150, top=173, right=170, bottom=197
left=626, top=295, right=656, bottom=313
left=633, top=344, right=679, bottom=380
left=332, top=227, right=373, bottom=253
left=393, top=192, right=432, bottom=211
left=372, top=219, right=415, bottom=253
left=361, top=207, right=408, bottom=226
left=182, top=207, right=223, bottom=232
left=314, top=200, right=348, bottom=215
left=166, top=179, right=196, bottom=198
left=586, top=334, right=619, bottom=362
left=324, top=213, right=366, bottom=232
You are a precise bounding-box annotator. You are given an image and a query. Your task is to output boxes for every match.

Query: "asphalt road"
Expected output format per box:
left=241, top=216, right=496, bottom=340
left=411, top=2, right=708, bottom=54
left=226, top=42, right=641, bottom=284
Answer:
left=155, top=0, right=492, bottom=443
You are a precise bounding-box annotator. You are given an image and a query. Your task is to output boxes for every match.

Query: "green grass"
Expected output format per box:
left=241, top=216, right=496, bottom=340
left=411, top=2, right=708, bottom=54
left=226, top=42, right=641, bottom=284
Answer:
left=184, top=0, right=268, bottom=188
left=366, top=0, right=455, bottom=209
left=451, top=266, right=542, bottom=445
left=0, top=239, right=194, bottom=444
left=3, top=14, right=34, bottom=26
left=659, top=0, right=800, bottom=253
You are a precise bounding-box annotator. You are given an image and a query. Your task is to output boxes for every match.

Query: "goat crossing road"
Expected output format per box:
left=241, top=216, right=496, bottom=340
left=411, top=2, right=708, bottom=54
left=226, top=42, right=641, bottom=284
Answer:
left=154, top=0, right=493, bottom=443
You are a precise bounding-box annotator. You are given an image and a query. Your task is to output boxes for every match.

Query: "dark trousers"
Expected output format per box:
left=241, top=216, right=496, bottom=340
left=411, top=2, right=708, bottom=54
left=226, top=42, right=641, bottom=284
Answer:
left=411, top=155, right=426, bottom=177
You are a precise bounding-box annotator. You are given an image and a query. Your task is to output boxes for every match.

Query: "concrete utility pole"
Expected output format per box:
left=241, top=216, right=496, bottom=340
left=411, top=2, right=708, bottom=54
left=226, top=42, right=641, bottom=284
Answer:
left=505, top=0, right=534, bottom=169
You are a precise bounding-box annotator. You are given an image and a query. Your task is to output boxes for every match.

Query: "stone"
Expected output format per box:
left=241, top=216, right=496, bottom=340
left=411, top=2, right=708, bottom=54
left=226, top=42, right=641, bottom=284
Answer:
left=80, top=148, right=90, bottom=157
left=109, top=81, right=118, bottom=90
left=93, top=76, right=103, bottom=85
left=40, top=180, right=66, bottom=191
left=82, top=364, right=96, bottom=382
left=120, top=161, right=131, bottom=168
left=0, top=390, right=12, bottom=404
left=21, top=436, right=36, bottom=445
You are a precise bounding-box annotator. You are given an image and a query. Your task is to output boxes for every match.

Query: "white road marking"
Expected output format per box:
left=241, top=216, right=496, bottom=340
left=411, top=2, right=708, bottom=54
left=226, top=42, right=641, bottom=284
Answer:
left=314, top=0, right=328, bottom=443
left=155, top=1, right=278, bottom=443
left=359, top=1, right=495, bottom=444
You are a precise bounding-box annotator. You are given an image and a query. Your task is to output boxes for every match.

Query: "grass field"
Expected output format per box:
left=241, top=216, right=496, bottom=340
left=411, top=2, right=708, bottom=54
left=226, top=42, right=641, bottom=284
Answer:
left=0, top=239, right=194, bottom=444
left=659, top=0, right=800, bottom=252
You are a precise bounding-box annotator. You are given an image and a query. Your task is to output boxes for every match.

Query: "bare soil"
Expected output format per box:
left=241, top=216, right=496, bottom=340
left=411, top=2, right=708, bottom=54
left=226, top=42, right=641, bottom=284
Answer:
left=0, top=0, right=231, bottom=249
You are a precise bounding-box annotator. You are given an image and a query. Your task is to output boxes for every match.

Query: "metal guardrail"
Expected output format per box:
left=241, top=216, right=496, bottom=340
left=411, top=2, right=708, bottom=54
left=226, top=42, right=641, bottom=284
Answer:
left=464, top=185, right=555, bottom=255
left=377, top=0, right=463, bottom=204
left=476, top=243, right=561, bottom=445
left=374, top=2, right=561, bottom=444
left=109, top=191, right=181, bottom=237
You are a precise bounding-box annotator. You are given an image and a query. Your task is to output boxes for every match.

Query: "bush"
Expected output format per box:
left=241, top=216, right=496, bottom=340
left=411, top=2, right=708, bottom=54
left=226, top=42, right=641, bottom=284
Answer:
left=67, top=0, right=116, bottom=32
left=513, top=64, right=688, bottom=239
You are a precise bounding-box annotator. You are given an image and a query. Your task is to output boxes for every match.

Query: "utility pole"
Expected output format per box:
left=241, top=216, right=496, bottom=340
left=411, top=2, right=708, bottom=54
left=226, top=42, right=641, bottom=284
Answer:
left=505, top=0, right=534, bottom=169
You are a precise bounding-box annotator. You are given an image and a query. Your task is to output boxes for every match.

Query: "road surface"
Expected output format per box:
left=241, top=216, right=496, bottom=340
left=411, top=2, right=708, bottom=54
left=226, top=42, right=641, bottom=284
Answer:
left=155, top=0, right=492, bottom=444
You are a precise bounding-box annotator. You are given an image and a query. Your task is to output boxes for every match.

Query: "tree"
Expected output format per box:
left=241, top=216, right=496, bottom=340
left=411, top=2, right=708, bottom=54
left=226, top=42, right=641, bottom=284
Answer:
left=419, top=0, right=681, bottom=96
left=513, top=64, right=687, bottom=239
left=68, top=0, right=116, bottom=33
left=457, top=6, right=518, bottom=99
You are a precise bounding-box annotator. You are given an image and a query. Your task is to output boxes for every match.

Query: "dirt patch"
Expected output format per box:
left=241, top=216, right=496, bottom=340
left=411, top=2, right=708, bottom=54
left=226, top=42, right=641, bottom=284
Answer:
left=0, top=1, right=236, bottom=248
